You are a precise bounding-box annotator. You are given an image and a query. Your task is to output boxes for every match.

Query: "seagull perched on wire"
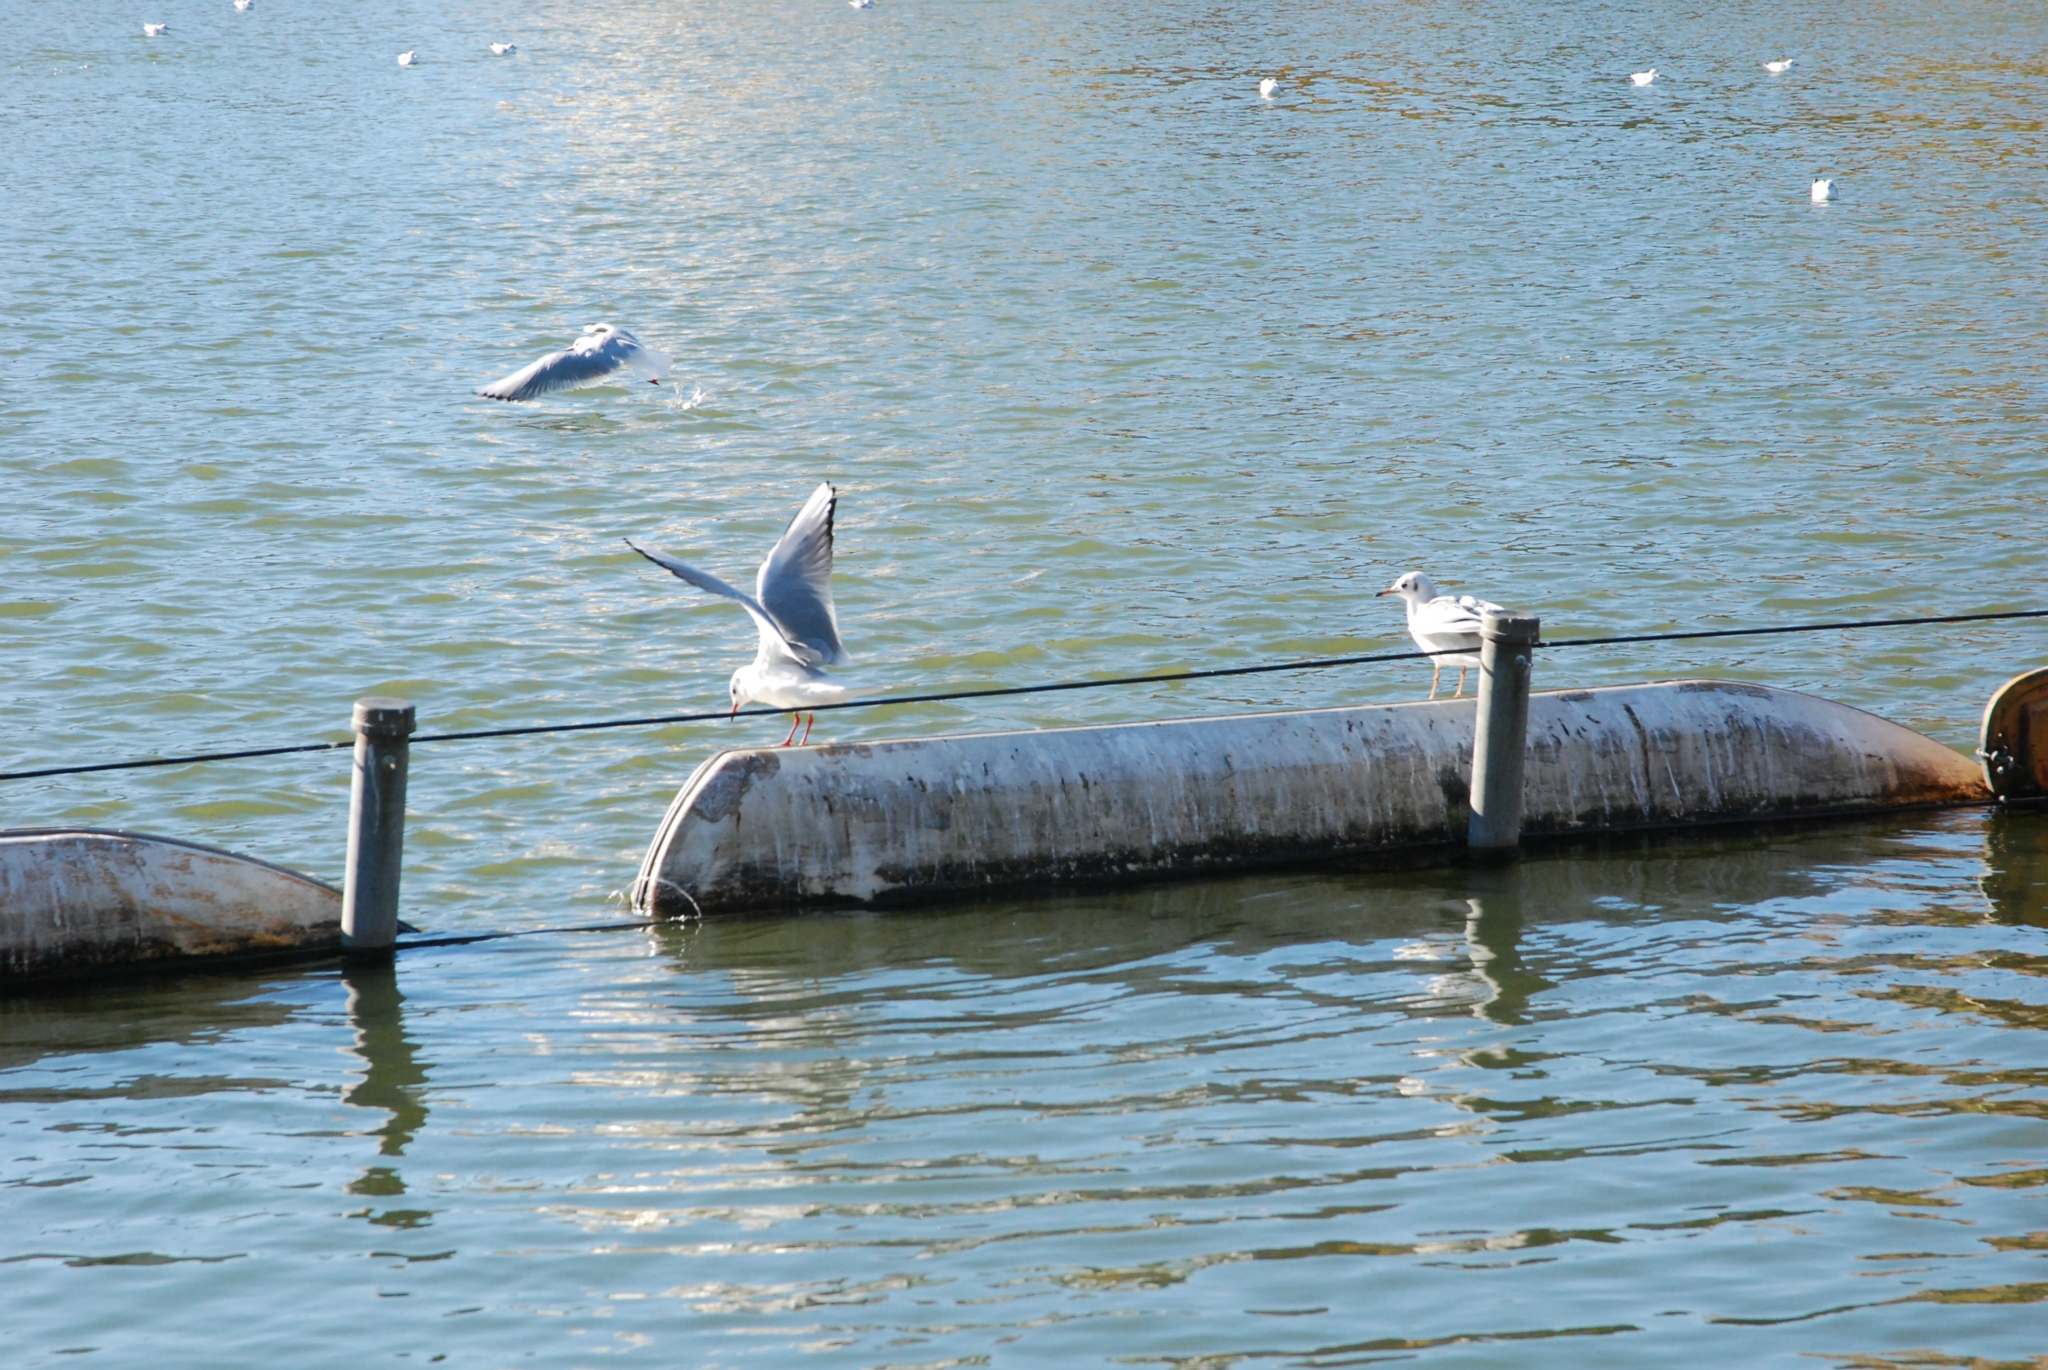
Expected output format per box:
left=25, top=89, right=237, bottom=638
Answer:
left=475, top=324, right=672, bottom=402
left=1377, top=571, right=1506, bottom=700
left=627, top=483, right=861, bottom=747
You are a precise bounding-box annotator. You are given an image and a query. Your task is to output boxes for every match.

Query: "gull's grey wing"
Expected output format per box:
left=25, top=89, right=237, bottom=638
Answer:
left=1413, top=595, right=1487, bottom=639
left=755, top=482, right=848, bottom=666
left=477, top=337, right=630, bottom=402
left=625, top=540, right=822, bottom=668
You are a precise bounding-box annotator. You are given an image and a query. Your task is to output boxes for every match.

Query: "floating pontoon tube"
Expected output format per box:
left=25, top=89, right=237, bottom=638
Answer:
left=1, top=829, right=341, bottom=979
left=633, top=679, right=1989, bottom=917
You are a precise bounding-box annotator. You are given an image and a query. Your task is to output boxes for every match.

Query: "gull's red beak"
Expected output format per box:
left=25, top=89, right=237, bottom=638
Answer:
left=730, top=700, right=740, bottom=720
left=1375, top=588, right=1395, bottom=597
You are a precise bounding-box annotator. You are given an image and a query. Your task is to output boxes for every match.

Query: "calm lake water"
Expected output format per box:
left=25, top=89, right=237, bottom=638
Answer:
left=3, top=0, right=2046, bottom=1364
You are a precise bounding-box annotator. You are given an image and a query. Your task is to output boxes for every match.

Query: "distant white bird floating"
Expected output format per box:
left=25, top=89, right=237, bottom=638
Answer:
left=1630, top=68, right=1657, bottom=86
left=1259, top=77, right=1278, bottom=100
left=143, top=22, right=167, bottom=36
left=850, top=0, right=873, bottom=9
left=1764, top=59, right=1794, bottom=74
left=1378, top=571, right=1507, bottom=700
left=475, top=324, right=673, bottom=402
left=396, top=50, right=417, bottom=66
left=233, top=0, right=253, bottom=11
left=627, top=483, right=861, bottom=747
left=490, top=42, right=516, bottom=55
left=1811, top=177, right=1837, bottom=202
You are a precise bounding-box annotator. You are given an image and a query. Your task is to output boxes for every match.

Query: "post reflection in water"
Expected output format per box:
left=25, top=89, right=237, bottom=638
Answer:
left=1461, top=866, right=1555, bottom=1025
left=341, top=964, right=429, bottom=1207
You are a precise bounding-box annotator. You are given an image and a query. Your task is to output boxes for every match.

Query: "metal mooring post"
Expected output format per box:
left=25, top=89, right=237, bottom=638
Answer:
left=1467, top=612, right=1541, bottom=855
left=341, top=697, right=415, bottom=957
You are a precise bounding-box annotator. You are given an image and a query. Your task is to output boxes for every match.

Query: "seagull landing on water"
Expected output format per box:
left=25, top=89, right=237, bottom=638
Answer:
left=143, top=22, right=167, bottom=36
left=627, top=483, right=862, bottom=747
left=1377, top=571, right=1506, bottom=700
left=397, top=50, right=417, bottom=66
left=490, top=42, right=516, bottom=55
left=1259, top=77, right=1278, bottom=99
left=1764, top=58, right=1794, bottom=74
left=1811, top=177, right=1837, bottom=202
left=1630, top=68, right=1657, bottom=86
left=475, top=324, right=672, bottom=402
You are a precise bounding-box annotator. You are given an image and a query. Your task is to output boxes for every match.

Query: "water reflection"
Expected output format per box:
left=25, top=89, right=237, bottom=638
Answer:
left=1462, top=870, right=1553, bottom=1026
left=342, top=964, right=429, bottom=1203
left=1980, top=807, right=2048, bottom=927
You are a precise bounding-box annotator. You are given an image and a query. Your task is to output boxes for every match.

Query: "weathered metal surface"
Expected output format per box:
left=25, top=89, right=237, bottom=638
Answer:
left=0, top=829, right=340, bottom=979
left=1979, top=666, right=2048, bottom=801
left=1467, top=612, right=1540, bottom=851
left=633, top=679, right=1990, bottom=917
left=342, top=696, right=416, bottom=954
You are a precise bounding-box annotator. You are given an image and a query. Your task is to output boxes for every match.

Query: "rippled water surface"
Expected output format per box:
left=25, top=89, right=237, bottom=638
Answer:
left=4, top=0, right=2047, bottom=1363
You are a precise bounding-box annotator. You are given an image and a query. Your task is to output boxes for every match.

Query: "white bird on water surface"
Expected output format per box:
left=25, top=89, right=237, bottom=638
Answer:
left=1811, top=177, right=1837, bottom=202
left=234, top=0, right=253, bottom=12
left=490, top=42, right=516, bottom=55
left=143, top=22, right=167, bottom=36
left=1764, top=58, right=1794, bottom=74
left=627, top=483, right=862, bottom=747
left=850, top=0, right=873, bottom=9
left=475, top=324, right=672, bottom=402
left=1630, top=68, right=1657, bottom=86
left=396, top=50, right=417, bottom=66
left=1259, top=77, right=1278, bottom=99
left=1378, top=571, right=1507, bottom=700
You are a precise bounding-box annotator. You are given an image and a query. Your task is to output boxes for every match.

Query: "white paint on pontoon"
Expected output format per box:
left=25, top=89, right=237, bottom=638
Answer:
left=1, top=829, right=340, bottom=977
left=632, top=680, right=1988, bottom=916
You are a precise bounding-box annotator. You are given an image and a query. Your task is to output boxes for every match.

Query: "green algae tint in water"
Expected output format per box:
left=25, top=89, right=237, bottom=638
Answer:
left=3, top=0, right=2048, bottom=1363
left=4, top=814, right=2048, bottom=1366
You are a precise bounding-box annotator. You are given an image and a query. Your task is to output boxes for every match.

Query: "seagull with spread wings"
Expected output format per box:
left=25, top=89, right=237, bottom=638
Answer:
left=476, top=324, right=672, bottom=402
left=1377, top=571, right=1507, bottom=700
left=627, top=483, right=859, bottom=746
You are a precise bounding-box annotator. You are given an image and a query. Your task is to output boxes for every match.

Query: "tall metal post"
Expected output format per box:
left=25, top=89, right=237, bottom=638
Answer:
left=1467, top=612, right=1540, bottom=855
left=342, top=697, right=415, bottom=956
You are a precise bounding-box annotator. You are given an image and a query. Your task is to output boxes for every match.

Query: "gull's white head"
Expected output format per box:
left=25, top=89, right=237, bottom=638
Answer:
left=1810, top=177, right=1836, bottom=202
left=490, top=42, right=516, bottom=55
left=1259, top=77, right=1278, bottom=99
left=1764, top=59, right=1793, bottom=74
left=397, top=50, right=417, bottom=66
left=1377, top=571, right=1444, bottom=607
left=1630, top=68, right=1657, bottom=86
left=143, top=22, right=167, bottom=36
left=728, top=671, right=753, bottom=717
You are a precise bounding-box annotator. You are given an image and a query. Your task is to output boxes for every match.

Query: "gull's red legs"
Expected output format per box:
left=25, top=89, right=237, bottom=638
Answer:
left=799, top=713, right=816, bottom=746
left=780, top=714, right=801, bottom=747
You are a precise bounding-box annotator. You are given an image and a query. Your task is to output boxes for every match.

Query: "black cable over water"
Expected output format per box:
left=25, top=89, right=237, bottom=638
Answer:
left=5, top=606, right=2045, bottom=783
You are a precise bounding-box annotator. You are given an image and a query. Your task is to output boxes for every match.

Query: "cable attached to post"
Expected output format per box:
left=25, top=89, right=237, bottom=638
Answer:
left=3, top=607, right=2044, bottom=783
